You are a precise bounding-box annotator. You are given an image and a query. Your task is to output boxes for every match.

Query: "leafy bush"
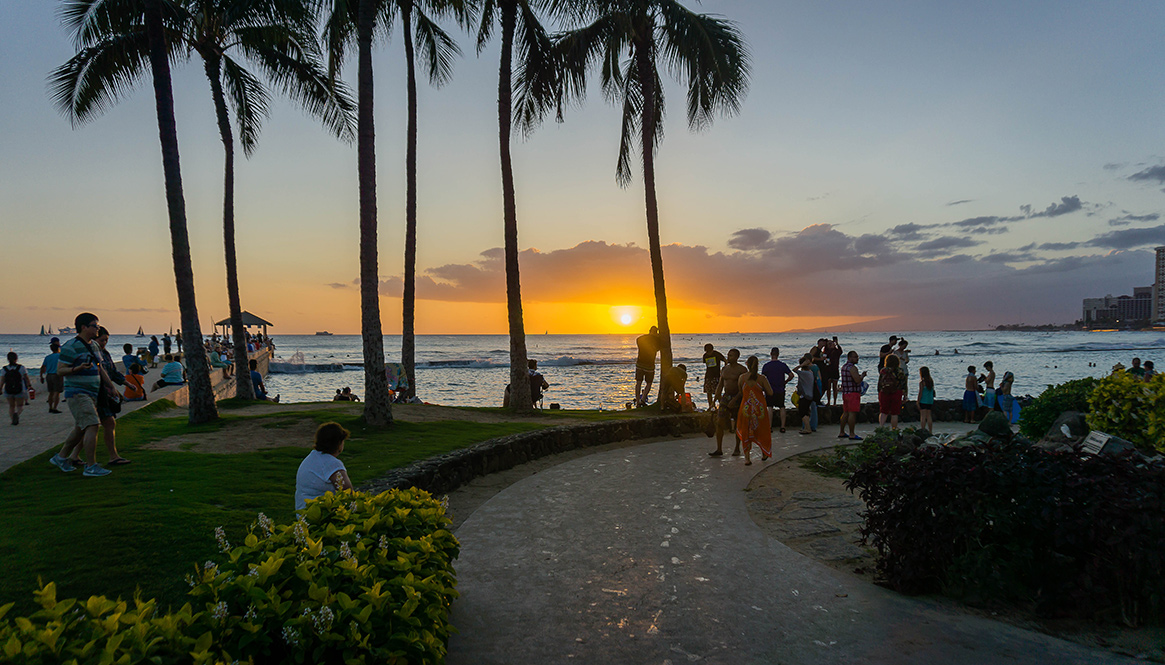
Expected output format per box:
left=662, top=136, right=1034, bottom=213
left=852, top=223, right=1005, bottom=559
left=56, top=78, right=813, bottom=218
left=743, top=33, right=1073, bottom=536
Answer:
left=1087, top=372, right=1165, bottom=454
left=0, top=488, right=459, bottom=664
left=1017, top=377, right=1098, bottom=439
left=847, top=444, right=1165, bottom=625
left=801, top=427, right=909, bottom=478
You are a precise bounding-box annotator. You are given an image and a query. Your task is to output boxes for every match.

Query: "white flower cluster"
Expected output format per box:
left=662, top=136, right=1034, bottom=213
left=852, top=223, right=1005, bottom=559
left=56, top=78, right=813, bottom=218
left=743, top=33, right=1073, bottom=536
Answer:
left=339, top=541, right=353, bottom=561
left=185, top=574, right=195, bottom=588
left=247, top=566, right=259, bottom=578
left=281, top=625, right=301, bottom=647
left=244, top=605, right=258, bottom=621
left=302, top=605, right=334, bottom=634
left=292, top=520, right=309, bottom=548
left=256, top=512, right=274, bottom=538
left=348, top=501, right=358, bottom=513
left=211, top=601, right=229, bottom=622
left=378, top=535, right=388, bottom=551
left=203, top=561, right=218, bottom=576
left=214, top=526, right=231, bottom=553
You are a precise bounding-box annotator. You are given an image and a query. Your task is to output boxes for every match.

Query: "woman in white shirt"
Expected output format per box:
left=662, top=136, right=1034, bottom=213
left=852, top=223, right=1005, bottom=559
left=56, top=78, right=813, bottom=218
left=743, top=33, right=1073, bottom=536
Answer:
left=295, top=422, right=354, bottom=510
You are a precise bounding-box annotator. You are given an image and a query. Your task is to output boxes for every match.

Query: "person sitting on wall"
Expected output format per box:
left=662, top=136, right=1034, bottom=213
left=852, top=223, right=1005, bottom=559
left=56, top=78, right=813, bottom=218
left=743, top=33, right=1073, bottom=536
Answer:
left=151, top=354, right=186, bottom=391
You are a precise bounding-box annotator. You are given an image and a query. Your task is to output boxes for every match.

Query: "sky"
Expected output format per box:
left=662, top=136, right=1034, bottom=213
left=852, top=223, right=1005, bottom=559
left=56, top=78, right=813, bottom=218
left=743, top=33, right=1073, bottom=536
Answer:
left=3, top=1, right=1165, bottom=334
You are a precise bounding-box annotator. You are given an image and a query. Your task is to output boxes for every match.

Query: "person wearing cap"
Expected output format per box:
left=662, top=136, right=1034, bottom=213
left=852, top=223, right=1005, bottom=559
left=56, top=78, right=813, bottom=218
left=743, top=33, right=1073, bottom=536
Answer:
left=295, top=422, right=354, bottom=510
left=40, top=337, right=63, bottom=413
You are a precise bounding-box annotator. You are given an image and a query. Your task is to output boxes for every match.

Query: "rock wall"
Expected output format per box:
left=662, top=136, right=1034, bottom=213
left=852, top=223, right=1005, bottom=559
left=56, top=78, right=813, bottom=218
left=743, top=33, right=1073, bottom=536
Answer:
left=359, top=413, right=712, bottom=496
left=169, top=348, right=271, bottom=407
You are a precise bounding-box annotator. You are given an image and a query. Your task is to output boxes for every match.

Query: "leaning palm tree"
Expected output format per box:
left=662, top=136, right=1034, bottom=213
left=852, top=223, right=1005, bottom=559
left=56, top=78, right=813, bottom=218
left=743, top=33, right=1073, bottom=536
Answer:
left=319, top=0, right=395, bottom=424
left=475, top=0, right=561, bottom=413
left=555, top=0, right=750, bottom=400
left=388, top=0, right=474, bottom=401
left=51, top=0, right=219, bottom=423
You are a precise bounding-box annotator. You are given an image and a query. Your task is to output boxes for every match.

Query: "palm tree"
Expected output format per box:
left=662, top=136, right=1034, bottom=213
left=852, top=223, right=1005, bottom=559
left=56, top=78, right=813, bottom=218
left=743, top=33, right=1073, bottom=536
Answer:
left=390, top=0, right=474, bottom=401
left=51, top=0, right=219, bottom=423
left=555, top=0, right=750, bottom=400
left=319, top=0, right=395, bottom=424
left=475, top=0, right=561, bottom=413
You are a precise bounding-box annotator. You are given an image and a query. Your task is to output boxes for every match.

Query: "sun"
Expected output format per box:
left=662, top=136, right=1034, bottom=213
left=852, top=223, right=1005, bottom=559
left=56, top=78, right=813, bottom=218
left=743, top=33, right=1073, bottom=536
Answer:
left=610, top=305, right=643, bottom=329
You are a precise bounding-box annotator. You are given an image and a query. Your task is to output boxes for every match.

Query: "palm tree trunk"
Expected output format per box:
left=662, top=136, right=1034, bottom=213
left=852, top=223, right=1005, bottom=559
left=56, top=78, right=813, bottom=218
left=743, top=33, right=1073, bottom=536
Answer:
left=204, top=55, right=255, bottom=401
left=357, top=0, right=393, bottom=425
left=401, top=5, right=418, bottom=400
left=144, top=0, right=217, bottom=424
left=499, top=2, right=532, bottom=413
left=635, top=31, right=672, bottom=402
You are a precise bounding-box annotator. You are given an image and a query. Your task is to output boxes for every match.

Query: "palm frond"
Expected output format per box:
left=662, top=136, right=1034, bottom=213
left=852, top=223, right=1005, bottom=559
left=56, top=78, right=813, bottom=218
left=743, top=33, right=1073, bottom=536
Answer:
left=511, top=0, right=560, bottom=135
left=474, top=0, right=497, bottom=53
left=413, top=8, right=461, bottom=86
left=614, top=56, right=641, bottom=187
left=657, top=1, right=750, bottom=131
left=552, top=12, right=623, bottom=106
left=220, top=55, right=271, bottom=156
left=321, top=0, right=358, bottom=82
left=48, top=29, right=153, bottom=124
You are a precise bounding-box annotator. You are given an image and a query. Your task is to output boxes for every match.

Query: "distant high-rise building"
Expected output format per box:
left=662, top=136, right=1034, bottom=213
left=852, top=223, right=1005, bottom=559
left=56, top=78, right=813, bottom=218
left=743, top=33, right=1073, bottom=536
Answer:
left=1155, top=247, right=1165, bottom=323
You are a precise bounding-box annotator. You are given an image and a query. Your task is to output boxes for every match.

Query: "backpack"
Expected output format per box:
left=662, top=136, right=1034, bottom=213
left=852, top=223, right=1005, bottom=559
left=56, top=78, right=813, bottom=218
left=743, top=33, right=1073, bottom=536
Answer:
left=3, top=366, right=24, bottom=393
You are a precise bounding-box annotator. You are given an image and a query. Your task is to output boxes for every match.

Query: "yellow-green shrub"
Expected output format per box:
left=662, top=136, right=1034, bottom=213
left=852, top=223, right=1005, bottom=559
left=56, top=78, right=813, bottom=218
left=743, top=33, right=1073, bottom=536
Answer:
left=1087, top=372, right=1165, bottom=454
left=0, top=488, right=459, bottom=665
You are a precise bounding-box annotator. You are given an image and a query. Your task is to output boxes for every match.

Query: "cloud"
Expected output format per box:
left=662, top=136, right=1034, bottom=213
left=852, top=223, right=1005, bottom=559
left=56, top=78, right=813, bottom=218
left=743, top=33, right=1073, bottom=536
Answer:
left=326, top=283, right=349, bottom=289
left=1108, top=212, right=1160, bottom=227
left=1129, top=165, right=1165, bottom=184
left=1103, top=162, right=1126, bottom=171
left=951, top=215, right=1008, bottom=228
left=946, top=199, right=973, bottom=206
left=1037, top=241, right=1081, bottom=251
left=1085, top=224, right=1165, bottom=250
left=968, top=226, right=1009, bottom=235
left=915, top=236, right=982, bottom=252
left=981, top=251, right=1036, bottom=264
left=887, top=223, right=931, bottom=241
left=728, top=228, right=774, bottom=251
left=1021, top=195, right=1083, bottom=218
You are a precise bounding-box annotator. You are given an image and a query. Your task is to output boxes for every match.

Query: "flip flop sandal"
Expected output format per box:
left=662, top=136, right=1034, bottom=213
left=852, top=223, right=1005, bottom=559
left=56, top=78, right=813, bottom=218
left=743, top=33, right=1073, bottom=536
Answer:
left=708, top=451, right=723, bottom=457
left=779, top=428, right=786, bottom=433
left=108, top=458, right=132, bottom=466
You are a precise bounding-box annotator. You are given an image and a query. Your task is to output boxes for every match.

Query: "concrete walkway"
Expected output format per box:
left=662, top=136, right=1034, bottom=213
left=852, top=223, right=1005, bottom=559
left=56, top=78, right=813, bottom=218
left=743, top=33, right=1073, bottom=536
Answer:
left=447, top=425, right=1137, bottom=664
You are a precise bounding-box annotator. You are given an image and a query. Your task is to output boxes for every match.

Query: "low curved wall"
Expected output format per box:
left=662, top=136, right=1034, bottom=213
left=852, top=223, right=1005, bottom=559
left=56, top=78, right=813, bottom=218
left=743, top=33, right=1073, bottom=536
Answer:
left=359, top=413, right=712, bottom=496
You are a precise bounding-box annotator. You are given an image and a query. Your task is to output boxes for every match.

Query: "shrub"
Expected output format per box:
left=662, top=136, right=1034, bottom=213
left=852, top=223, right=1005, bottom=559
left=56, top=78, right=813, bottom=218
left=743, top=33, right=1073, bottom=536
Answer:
left=0, top=488, right=459, bottom=664
left=847, top=444, right=1165, bottom=625
left=1087, top=372, right=1165, bottom=454
left=1017, top=377, right=1097, bottom=439
left=801, top=427, right=909, bottom=478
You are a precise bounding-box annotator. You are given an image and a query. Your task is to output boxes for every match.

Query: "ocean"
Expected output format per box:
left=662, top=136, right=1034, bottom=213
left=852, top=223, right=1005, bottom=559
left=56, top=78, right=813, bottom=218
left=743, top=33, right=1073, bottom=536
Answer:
left=4, top=331, right=1163, bottom=410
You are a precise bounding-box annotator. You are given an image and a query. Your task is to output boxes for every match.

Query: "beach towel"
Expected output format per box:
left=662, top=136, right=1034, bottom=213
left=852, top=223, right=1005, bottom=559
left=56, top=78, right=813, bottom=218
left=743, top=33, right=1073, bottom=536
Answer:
left=736, top=382, right=772, bottom=458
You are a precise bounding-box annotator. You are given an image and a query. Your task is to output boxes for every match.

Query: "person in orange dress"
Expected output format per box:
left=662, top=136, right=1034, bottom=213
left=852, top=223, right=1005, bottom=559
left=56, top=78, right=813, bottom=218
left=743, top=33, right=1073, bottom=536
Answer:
left=736, top=356, right=774, bottom=466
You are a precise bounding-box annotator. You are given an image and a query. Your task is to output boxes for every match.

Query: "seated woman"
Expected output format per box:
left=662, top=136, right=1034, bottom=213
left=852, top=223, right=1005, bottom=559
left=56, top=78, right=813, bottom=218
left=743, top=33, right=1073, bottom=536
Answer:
left=295, top=422, right=354, bottom=511
left=123, top=363, right=148, bottom=401
left=151, top=354, right=187, bottom=391
left=208, top=347, right=232, bottom=377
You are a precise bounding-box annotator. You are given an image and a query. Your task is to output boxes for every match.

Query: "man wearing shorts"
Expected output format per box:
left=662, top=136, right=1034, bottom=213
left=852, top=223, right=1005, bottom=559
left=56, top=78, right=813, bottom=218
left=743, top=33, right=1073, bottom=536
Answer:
left=701, top=343, right=726, bottom=408
left=761, top=347, right=793, bottom=432
left=40, top=338, right=64, bottom=413
left=48, top=313, right=113, bottom=477
left=634, top=326, right=660, bottom=406
left=709, top=349, right=747, bottom=457
left=824, top=337, right=843, bottom=405
left=837, top=350, right=867, bottom=440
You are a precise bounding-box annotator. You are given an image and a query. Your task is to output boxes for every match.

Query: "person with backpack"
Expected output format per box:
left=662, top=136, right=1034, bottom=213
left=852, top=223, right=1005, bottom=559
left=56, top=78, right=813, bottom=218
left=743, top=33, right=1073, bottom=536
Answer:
left=4, top=352, right=32, bottom=425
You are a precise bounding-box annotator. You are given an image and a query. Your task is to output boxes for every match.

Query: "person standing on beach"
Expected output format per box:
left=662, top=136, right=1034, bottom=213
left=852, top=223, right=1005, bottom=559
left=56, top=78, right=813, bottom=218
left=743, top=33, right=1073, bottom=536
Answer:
left=4, top=352, right=32, bottom=425
left=175, top=329, right=183, bottom=354
left=761, top=347, right=794, bottom=433
left=48, top=312, right=113, bottom=477
left=147, top=336, right=160, bottom=368
left=701, top=343, right=727, bottom=409
left=877, top=343, right=893, bottom=370
left=996, top=371, right=1016, bottom=421
left=162, top=333, right=173, bottom=356
left=39, top=338, right=63, bottom=414
left=877, top=354, right=906, bottom=430
left=980, top=361, right=996, bottom=410
left=634, top=326, right=660, bottom=407
left=824, top=338, right=843, bottom=405
left=918, top=366, right=935, bottom=433
left=793, top=354, right=817, bottom=435
left=963, top=366, right=979, bottom=423
left=837, top=351, right=866, bottom=440
left=710, top=349, right=747, bottom=457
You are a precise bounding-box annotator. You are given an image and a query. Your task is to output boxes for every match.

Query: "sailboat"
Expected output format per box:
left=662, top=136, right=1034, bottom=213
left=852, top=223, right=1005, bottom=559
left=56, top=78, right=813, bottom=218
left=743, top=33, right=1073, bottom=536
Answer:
left=40, top=325, right=46, bottom=336
left=137, top=326, right=145, bottom=337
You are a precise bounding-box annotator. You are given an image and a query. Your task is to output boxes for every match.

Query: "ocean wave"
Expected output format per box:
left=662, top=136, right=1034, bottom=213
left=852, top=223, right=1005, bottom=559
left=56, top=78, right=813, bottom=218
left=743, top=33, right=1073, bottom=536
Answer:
left=269, top=362, right=349, bottom=374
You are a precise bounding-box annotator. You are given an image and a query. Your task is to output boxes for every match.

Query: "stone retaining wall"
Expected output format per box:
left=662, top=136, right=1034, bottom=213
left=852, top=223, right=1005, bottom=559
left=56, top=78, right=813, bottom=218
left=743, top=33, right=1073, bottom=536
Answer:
left=168, top=348, right=271, bottom=407
left=359, top=413, right=712, bottom=496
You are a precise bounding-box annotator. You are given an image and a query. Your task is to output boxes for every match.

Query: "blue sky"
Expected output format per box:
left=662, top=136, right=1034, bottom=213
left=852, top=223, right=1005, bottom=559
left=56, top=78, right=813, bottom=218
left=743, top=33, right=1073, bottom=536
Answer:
left=2, top=1, right=1164, bottom=333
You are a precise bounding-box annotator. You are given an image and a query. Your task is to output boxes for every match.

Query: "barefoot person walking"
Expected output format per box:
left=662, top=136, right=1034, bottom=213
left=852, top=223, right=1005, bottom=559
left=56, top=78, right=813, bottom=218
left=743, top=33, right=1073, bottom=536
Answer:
left=735, top=356, right=773, bottom=465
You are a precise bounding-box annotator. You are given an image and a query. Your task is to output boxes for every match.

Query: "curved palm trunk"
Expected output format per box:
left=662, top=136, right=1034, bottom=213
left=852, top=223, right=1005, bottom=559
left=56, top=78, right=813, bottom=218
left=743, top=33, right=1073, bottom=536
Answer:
left=357, top=0, right=393, bottom=424
left=499, top=2, right=532, bottom=412
left=401, top=5, right=418, bottom=400
left=635, top=30, right=673, bottom=402
left=145, top=0, right=217, bottom=424
left=204, top=55, right=256, bottom=401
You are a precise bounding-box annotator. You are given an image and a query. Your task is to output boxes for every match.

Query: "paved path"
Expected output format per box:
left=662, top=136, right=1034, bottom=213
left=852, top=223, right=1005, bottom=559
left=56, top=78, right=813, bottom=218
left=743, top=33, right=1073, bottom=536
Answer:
left=1, top=362, right=183, bottom=473
left=448, top=425, right=1136, bottom=665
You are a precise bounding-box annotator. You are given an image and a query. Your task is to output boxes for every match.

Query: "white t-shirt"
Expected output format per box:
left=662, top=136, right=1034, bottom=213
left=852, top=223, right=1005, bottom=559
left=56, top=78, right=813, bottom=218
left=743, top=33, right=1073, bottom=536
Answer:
left=295, top=450, right=347, bottom=511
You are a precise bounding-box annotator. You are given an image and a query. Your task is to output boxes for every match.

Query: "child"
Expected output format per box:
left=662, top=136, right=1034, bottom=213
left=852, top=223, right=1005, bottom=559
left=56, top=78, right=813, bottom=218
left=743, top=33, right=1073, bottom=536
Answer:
left=918, top=366, right=935, bottom=433
left=123, top=363, right=147, bottom=401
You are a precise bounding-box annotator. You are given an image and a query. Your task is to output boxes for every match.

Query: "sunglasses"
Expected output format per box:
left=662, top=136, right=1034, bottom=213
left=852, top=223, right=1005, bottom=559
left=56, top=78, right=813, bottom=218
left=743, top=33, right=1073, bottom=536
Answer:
left=86, top=322, right=100, bottom=329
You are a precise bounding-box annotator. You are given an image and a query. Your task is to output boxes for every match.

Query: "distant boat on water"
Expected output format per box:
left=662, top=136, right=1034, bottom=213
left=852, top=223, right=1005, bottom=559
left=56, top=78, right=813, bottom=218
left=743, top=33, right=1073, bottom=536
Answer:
left=40, top=325, right=46, bottom=336
left=315, top=331, right=334, bottom=336
left=137, top=326, right=145, bottom=337
left=58, top=326, right=74, bottom=335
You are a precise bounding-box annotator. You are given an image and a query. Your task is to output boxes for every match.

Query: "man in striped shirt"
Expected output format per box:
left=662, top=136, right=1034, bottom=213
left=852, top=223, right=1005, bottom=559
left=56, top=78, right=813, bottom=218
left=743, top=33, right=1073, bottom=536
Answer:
left=48, top=312, right=113, bottom=477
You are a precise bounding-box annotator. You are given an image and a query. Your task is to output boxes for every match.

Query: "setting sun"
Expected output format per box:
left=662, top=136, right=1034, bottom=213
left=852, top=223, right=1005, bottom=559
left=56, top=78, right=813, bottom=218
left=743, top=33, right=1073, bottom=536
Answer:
left=610, top=306, right=643, bottom=328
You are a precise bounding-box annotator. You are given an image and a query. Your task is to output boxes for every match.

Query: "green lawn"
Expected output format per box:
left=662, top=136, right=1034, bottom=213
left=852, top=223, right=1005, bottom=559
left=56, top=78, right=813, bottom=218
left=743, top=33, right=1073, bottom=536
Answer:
left=0, top=400, right=632, bottom=615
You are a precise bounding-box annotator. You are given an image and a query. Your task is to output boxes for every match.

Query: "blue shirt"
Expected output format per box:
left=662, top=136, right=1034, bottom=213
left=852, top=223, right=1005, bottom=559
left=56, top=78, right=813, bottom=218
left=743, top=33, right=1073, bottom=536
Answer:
left=148, top=340, right=159, bottom=355
left=160, top=361, right=185, bottom=384
left=42, top=352, right=60, bottom=375
left=60, top=337, right=102, bottom=398
left=251, top=370, right=265, bottom=396
left=122, top=354, right=139, bottom=373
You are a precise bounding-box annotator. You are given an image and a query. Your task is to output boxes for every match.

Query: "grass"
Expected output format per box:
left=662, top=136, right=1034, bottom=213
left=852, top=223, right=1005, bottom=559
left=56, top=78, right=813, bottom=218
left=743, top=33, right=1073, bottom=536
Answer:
left=0, top=400, right=641, bottom=615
